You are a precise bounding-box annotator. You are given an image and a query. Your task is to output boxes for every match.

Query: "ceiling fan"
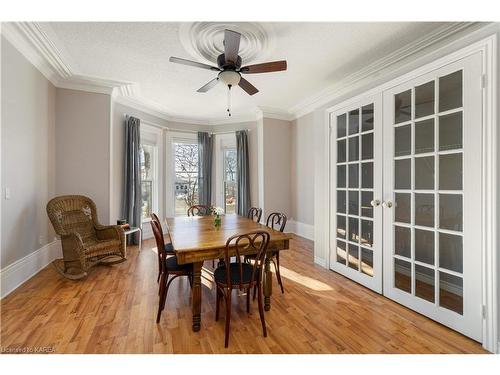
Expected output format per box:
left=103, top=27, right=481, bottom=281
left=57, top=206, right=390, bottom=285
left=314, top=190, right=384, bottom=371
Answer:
left=169, top=29, right=287, bottom=116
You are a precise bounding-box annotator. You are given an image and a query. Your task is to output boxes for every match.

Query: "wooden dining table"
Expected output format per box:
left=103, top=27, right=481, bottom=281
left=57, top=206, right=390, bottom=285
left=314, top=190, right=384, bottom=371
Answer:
left=165, top=214, right=292, bottom=332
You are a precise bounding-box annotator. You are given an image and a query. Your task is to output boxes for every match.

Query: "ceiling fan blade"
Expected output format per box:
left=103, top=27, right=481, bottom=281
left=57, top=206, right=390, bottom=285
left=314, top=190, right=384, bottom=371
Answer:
left=197, top=78, right=219, bottom=93
left=223, top=29, right=241, bottom=64
left=169, top=56, right=219, bottom=71
left=239, top=77, right=259, bottom=96
left=240, top=60, right=287, bottom=74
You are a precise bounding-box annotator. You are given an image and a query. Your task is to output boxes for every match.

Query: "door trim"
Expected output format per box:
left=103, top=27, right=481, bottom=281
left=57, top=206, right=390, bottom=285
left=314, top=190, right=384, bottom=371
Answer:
left=323, top=34, right=497, bottom=352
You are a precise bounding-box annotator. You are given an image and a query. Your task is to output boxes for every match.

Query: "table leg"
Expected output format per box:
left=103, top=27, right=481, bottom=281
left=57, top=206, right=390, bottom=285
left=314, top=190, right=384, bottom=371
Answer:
left=263, top=255, right=272, bottom=311
left=191, top=261, right=203, bottom=332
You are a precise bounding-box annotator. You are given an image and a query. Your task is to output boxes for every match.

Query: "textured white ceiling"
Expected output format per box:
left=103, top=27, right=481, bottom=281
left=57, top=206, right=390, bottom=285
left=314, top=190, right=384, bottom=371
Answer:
left=39, top=22, right=449, bottom=120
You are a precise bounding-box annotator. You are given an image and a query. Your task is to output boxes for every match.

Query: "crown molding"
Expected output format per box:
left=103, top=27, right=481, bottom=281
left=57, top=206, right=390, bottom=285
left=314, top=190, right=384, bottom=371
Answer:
left=289, top=22, right=484, bottom=119
left=258, top=106, right=294, bottom=122
left=114, top=94, right=261, bottom=126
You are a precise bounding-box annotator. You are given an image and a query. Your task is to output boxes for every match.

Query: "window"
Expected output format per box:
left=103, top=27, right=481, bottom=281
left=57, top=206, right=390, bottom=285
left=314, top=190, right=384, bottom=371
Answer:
left=174, top=141, right=199, bottom=215
left=140, top=143, right=157, bottom=221
left=223, top=149, right=237, bottom=214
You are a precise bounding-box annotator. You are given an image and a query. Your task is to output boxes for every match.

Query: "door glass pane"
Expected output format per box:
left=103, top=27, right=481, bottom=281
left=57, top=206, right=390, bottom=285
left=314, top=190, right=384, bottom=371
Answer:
left=348, top=109, right=359, bottom=135
left=361, top=133, right=373, bottom=160
left=395, top=124, right=411, bottom=156
left=415, top=156, right=434, bottom=190
left=439, top=112, right=463, bottom=151
left=336, top=240, right=347, bottom=265
left=439, top=194, right=463, bottom=231
left=348, top=217, right=359, bottom=243
left=337, top=190, right=346, bottom=213
left=337, top=165, right=346, bottom=188
left=439, top=71, right=462, bottom=112
left=415, top=193, right=434, bottom=227
left=361, top=162, right=373, bottom=189
left=348, top=164, right=359, bottom=188
left=337, top=139, right=346, bottom=162
left=415, top=229, right=434, bottom=265
left=360, top=220, right=373, bottom=248
left=415, top=265, right=435, bottom=303
left=223, top=149, right=237, bottom=214
left=348, top=244, right=360, bottom=270
left=415, top=119, right=434, bottom=154
left=439, top=272, right=463, bottom=315
left=394, top=226, right=411, bottom=258
left=348, top=191, right=359, bottom=216
left=337, top=114, right=347, bottom=138
left=361, top=249, right=373, bottom=277
left=395, top=90, right=411, bottom=124
left=361, top=104, right=374, bottom=132
left=348, top=136, right=359, bottom=161
left=439, top=154, right=462, bottom=190
left=395, top=193, right=411, bottom=223
left=439, top=233, right=463, bottom=273
left=395, top=159, right=411, bottom=189
left=361, top=191, right=373, bottom=218
left=395, top=258, right=412, bottom=293
left=336, top=215, right=346, bottom=239
left=415, top=81, right=435, bottom=118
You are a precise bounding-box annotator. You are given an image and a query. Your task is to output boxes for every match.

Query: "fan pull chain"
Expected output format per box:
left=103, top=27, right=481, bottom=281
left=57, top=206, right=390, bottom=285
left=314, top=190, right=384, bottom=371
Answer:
left=227, top=85, right=232, bottom=117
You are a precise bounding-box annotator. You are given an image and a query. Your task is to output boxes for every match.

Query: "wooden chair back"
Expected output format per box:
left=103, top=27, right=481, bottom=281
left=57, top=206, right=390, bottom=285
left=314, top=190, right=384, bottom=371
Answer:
left=150, top=219, right=167, bottom=273
left=223, top=231, right=270, bottom=290
left=266, top=212, right=287, bottom=232
left=187, top=205, right=211, bottom=216
left=247, top=207, right=263, bottom=223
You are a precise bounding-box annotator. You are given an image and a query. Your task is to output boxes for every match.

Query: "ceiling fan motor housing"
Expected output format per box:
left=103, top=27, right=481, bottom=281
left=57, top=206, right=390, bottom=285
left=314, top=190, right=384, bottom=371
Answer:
left=217, top=53, right=242, bottom=70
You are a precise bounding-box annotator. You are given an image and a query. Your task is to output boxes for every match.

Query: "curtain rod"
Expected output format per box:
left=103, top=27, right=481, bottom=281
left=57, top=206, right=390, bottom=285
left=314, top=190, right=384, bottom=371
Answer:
left=125, top=114, right=251, bottom=135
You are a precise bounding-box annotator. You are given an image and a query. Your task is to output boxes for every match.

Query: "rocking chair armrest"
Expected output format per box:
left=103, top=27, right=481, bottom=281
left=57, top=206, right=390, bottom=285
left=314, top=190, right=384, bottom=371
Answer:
left=95, top=224, right=124, bottom=242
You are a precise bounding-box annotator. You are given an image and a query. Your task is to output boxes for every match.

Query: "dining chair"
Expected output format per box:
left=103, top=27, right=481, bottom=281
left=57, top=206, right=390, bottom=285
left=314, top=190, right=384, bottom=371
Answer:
left=214, top=230, right=270, bottom=348
left=247, top=207, right=263, bottom=223
left=265, top=212, right=287, bottom=294
left=151, top=219, right=193, bottom=323
left=151, top=213, right=175, bottom=283
left=187, top=205, right=211, bottom=216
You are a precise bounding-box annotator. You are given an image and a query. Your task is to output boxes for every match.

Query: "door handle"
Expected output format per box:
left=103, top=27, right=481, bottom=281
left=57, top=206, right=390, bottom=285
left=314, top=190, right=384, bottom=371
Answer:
left=382, top=200, right=393, bottom=208
left=370, top=199, right=381, bottom=207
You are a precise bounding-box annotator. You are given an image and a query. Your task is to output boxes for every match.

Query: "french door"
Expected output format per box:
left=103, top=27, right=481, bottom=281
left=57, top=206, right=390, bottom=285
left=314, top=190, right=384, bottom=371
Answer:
left=382, top=53, right=482, bottom=341
left=330, top=52, right=483, bottom=341
left=329, top=95, right=383, bottom=293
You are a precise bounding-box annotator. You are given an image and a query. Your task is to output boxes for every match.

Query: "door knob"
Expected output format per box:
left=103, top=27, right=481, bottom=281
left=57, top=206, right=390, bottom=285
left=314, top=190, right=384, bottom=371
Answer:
left=370, top=199, right=381, bottom=207
left=382, top=200, right=393, bottom=208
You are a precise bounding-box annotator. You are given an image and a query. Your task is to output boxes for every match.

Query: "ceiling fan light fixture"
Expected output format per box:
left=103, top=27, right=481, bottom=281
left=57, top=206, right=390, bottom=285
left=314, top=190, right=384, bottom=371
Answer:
left=218, top=70, right=241, bottom=86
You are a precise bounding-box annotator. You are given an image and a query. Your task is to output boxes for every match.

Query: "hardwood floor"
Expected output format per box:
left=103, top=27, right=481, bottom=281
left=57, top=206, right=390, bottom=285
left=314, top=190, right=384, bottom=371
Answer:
left=0, top=235, right=486, bottom=354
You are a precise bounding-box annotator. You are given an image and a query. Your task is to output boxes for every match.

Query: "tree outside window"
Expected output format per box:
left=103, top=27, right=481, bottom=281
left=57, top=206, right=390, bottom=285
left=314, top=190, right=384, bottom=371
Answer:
left=174, top=142, right=199, bottom=215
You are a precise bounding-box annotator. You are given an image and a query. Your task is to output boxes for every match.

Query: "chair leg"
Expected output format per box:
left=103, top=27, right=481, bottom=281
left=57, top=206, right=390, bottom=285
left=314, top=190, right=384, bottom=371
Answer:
left=246, top=287, right=250, bottom=313
left=215, top=287, right=221, bottom=321
left=224, top=290, right=232, bottom=348
left=188, top=274, right=193, bottom=288
left=253, top=284, right=257, bottom=301
left=257, top=281, right=267, bottom=338
left=274, top=252, right=285, bottom=294
left=156, top=272, right=167, bottom=323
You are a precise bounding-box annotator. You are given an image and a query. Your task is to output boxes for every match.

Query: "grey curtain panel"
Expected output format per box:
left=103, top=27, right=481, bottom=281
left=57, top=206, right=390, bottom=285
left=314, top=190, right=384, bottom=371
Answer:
left=122, top=115, right=142, bottom=244
left=197, top=131, right=213, bottom=207
left=236, top=130, right=251, bottom=216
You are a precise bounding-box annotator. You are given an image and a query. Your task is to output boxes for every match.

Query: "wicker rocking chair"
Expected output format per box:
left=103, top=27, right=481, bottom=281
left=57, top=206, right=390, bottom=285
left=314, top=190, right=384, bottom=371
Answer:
left=47, top=195, right=126, bottom=279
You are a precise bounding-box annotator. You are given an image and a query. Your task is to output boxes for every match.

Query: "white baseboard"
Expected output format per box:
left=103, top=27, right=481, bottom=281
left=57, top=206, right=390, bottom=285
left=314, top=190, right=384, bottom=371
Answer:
left=288, top=219, right=314, bottom=241
left=314, top=256, right=328, bottom=268
left=0, top=240, right=61, bottom=299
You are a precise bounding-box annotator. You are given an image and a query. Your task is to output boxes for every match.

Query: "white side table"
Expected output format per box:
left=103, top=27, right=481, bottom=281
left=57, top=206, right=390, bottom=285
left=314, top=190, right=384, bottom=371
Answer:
left=124, top=226, right=142, bottom=252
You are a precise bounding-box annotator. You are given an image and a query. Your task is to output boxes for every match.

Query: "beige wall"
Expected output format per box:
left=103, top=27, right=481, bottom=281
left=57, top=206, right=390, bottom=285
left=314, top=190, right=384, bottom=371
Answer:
left=261, top=118, right=292, bottom=220
left=55, top=88, right=112, bottom=223
left=290, top=112, right=315, bottom=225
left=1, top=37, right=56, bottom=267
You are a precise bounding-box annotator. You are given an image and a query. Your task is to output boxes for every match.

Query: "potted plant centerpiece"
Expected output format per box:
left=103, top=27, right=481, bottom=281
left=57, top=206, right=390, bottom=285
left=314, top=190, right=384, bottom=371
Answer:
left=211, top=206, right=224, bottom=228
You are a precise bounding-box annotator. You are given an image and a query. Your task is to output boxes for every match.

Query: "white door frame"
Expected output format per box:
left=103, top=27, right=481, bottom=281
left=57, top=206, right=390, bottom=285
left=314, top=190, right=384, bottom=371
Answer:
left=324, top=35, right=497, bottom=352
